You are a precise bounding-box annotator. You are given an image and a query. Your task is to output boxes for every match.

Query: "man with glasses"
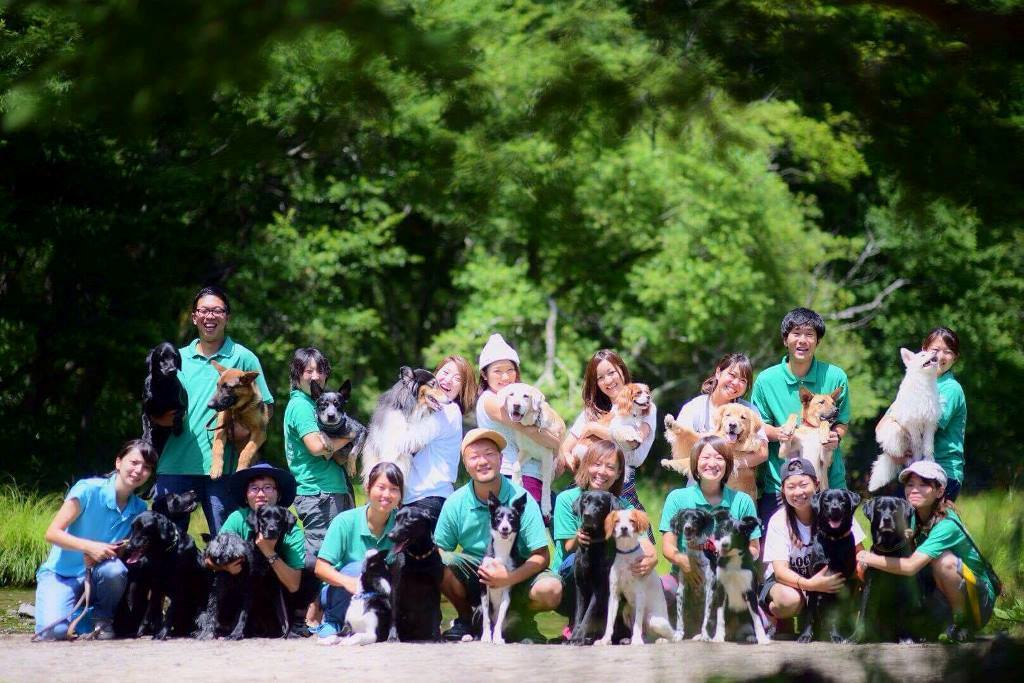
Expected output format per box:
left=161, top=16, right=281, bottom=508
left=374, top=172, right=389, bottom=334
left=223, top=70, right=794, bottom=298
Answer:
left=150, top=286, right=274, bottom=534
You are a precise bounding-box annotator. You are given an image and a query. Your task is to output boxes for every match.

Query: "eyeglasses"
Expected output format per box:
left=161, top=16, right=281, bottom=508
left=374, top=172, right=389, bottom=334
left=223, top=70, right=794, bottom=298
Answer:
left=247, top=484, right=277, bottom=495
left=195, top=307, right=228, bottom=317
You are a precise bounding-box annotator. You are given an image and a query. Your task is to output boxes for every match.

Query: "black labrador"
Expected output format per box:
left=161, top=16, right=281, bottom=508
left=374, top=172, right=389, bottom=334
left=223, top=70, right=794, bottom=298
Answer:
left=568, top=490, right=620, bottom=645
left=141, top=341, right=187, bottom=454
left=387, top=505, right=443, bottom=641
left=800, top=489, right=861, bottom=643
left=114, top=510, right=180, bottom=638
left=195, top=532, right=262, bottom=640
left=857, top=496, right=926, bottom=642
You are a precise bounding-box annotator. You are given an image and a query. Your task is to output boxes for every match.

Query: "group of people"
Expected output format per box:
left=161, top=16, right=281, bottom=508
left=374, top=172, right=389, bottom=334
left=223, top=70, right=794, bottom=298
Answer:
left=34, top=286, right=996, bottom=644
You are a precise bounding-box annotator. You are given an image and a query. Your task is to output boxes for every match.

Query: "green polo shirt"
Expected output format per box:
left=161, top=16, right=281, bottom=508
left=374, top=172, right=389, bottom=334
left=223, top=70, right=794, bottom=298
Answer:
left=434, top=477, right=548, bottom=562
left=284, top=389, right=348, bottom=496
left=550, top=487, right=634, bottom=570
left=157, top=337, right=274, bottom=476
left=218, top=508, right=305, bottom=570
left=914, top=510, right=995, bottom=602
left=750, top=355, right=850, bottom=495
left=317, top=504, right=396, bottom=570
left=934, top=372, right=967, bottom=484
left=658, top=485, right=761, bottom=552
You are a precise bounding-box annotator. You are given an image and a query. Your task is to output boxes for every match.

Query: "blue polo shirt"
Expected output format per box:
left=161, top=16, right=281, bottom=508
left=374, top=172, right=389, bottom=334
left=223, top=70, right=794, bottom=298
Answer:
left=157, top=337, right=274, bottom=476
left=37, top=475, right=148, bottom=578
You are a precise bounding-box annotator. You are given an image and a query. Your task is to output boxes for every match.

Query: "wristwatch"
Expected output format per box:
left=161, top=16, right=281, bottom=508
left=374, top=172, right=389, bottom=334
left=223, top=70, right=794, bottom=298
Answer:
left=267, top=553, right=279, bottom=566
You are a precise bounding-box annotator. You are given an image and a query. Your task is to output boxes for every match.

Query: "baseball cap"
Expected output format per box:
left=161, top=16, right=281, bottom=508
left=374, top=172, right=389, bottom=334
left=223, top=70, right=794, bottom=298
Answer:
left=898, top=460, right=948, bottom=488
left=781, top=457, right=818, bottom=483
left=460, top=427, right=507, bottom=455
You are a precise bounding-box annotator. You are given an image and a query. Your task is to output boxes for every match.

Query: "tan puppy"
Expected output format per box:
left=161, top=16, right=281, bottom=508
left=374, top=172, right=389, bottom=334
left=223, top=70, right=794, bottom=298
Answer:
left=779, top=387, right=842, bottom=490
left=715, top=404, right=763, bottom=499
left=206, top=361, right=269, bottom=480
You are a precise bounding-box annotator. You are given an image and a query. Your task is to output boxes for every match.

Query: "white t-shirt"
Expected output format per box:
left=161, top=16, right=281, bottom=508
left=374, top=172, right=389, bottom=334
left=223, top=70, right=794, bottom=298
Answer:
left=475, top=389, right=541, bottom=479
left=569, top=401, right=658, bottom=486
left=404, top=402, right=464, bottom=503
left=762, top=507, right=866, bottom=579
left=675, top=394, right=768, bottom=442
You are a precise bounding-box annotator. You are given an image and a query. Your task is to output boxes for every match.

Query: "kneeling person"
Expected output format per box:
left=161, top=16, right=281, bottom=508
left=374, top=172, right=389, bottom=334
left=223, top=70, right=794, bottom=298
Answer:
left=436, top=428, right=562, bottom=642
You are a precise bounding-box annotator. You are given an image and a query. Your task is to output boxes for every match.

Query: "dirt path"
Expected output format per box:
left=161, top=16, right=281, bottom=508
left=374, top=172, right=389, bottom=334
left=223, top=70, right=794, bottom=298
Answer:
left=0, top=635, right=992, bottom=682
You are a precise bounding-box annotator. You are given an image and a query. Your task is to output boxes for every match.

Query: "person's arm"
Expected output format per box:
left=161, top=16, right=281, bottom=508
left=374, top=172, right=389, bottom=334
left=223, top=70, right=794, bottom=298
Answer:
left=314, top=558, right=360, bottom=593
left=301, top=432, right=351, bottom=459
left=748, top=538, right=760, bottom=558
left=772, top=560, right=844, bottom=594
left=481, top=393, right=563, bottom=450
left=630, top=537, right=658, bottom=576
left=44, top=498, right=122, bottom=565
left=255, top=534, right=301, bottom=593
left=479, top=546, right=551, bottom=589
left=857, top=549, right=932, bottom=577
left=735, top=440, right=769, bottom=471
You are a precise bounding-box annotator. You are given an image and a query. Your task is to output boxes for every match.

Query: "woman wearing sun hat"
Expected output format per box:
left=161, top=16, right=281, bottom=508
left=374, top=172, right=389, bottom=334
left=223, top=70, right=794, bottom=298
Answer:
left=857, top=460, right=1000, bottom=642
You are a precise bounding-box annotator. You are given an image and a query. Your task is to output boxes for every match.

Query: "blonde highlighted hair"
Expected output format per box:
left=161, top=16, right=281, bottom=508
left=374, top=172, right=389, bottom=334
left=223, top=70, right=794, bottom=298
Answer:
left=573, top=438, right=625, bottom=497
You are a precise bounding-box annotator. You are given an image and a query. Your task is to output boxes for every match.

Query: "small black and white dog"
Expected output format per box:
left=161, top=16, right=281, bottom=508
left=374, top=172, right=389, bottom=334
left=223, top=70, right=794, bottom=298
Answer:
left=480, top=493, right=526, bottom=644
left=669, top=508, right=717, bottom=639
left=311, top=379, right=368, bottom=477
left=708, top=511, right=769, bottom=644
left=800, top=489, right=861, bottom=643
left=569, top=490, right=620, bottom=645
left=195, top=533, right=261, bottom=641
left=857, top=496, right=924, bottom=643
left=141, top=341, right=187, bottom=454
left=339, top=549, right=394, bottom=646
left=387, top=505, right=443, bottom=642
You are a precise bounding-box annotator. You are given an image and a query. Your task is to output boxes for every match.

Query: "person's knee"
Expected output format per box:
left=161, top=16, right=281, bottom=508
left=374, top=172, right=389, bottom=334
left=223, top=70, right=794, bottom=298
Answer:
left=93, top=559, right=128, bottom=586
left=769, top=585, right=802, bottom=618
left=934, top=552, right=959, bottom=576
left=529, top=577, right=562, bottom=611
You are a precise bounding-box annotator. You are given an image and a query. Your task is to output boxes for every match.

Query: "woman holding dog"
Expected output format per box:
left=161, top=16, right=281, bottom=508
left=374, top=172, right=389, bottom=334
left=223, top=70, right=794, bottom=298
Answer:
left=673, top=353, right=769, bottom=486
left=314, top=462, right=404, bottom=645
left=760, top=458, right=865, bottom=631
left=559, top=349, right=657, bottom=518
left=401, top=355, right=475, bottom=522
left=34, top=439, right=158, bottom=640
left=476, top=334, right=561, bottom=505
left=552, top=438, right=657, bottom=636
left=857, top=461, right=998, bottom=642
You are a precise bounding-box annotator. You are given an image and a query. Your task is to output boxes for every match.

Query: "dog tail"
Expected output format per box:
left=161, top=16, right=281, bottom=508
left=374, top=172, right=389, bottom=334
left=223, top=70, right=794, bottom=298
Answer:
left=867, top=454, right=901, bottom=493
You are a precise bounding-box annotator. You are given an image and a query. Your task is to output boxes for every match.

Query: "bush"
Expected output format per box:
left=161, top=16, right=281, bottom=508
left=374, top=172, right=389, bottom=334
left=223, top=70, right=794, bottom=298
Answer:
left=0, top=485, right=63, bottom=587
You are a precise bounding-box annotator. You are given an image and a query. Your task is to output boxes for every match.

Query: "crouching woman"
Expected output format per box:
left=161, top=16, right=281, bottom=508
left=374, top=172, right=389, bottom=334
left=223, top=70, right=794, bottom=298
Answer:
left=34, top=440, right=157, bottom=640
left=857, top=461, right=999, bottom=642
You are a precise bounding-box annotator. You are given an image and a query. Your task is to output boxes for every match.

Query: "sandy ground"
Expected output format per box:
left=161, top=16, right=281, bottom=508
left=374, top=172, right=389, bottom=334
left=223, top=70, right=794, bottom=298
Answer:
left=0, top=635, right=992, bottom=682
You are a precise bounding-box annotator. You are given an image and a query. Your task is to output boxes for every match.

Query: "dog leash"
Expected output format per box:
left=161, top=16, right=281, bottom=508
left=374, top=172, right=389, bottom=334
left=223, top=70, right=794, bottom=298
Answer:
left=31, top=567, right=94, bottom=642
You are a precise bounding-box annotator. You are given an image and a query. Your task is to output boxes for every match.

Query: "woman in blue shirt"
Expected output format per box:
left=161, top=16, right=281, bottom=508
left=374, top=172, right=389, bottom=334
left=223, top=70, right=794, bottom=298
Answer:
left=34, top=440, right=158, bottom=640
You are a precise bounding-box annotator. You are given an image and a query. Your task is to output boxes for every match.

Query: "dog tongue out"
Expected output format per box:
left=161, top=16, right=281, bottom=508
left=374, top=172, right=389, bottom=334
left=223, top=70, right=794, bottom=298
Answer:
left=727, top=432, right=739, bottom=443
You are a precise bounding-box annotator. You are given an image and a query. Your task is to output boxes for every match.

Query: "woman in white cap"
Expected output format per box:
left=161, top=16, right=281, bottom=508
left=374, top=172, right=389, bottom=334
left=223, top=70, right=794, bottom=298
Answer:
left=475, top=333, right=561, bottom=507
left=857, top=460, right=999, bottom=642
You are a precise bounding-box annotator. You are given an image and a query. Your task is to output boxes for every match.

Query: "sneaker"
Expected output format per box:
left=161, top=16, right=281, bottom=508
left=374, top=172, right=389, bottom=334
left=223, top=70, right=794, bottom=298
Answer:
left=939, top=624, right=973, bottom=644
left=316, top=620, right=341, bottom=645
left=443, top=618, right=474, bottom=642
left=92, top=619, right=115, bottom=641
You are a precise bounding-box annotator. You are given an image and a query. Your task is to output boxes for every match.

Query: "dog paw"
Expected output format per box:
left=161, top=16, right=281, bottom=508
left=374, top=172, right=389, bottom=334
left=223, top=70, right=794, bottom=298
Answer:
left=594, top=638, right=611, bottom=646
left=797, top=634, right=813, bottom=644
left=460, top=633, right=474, bottom=643
left=711, top=635, right=725, bottom=644
left=480, top=633, right=492, bottom=644
left=226, top=630, right=245, bottom=641
left=209, top=465, right=223, bottom=480
left=493, top=637, right=505, bottom=645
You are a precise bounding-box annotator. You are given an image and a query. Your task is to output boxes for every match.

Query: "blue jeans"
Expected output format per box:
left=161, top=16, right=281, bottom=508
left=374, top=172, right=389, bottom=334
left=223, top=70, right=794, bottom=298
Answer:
left=34, top=560, right=127, bottom=640
left=154, top=474, right=231, bottom=535
left=319, top=561, right=362, bottom=629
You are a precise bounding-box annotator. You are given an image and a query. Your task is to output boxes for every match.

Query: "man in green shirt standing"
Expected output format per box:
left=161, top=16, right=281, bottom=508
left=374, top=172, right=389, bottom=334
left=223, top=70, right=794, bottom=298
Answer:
left=750, top=307, right=850, bottom=532
left=150, top=286, right=274, bottom=534
left=435, top=428, right=561, bottom=643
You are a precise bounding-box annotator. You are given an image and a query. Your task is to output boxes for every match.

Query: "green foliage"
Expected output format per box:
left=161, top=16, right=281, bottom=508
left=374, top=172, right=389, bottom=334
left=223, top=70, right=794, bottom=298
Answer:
left=0, top=485, right=61, bottom=587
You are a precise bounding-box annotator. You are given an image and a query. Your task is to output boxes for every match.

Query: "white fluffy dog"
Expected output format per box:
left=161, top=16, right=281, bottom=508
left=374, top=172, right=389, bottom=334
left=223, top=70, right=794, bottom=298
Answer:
left=868, top=348, right=942, bottom=492
left=496, top=382, right=564, bottom=517
left=597, top=510, right=679, bottom=646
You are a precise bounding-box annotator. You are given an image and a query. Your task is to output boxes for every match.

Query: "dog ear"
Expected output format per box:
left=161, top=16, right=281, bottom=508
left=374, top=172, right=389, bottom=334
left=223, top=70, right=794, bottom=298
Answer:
left=899, top=347, right=915, bottom=367
left=739, top=516, right=760, bottom=537
left=309, top=380, right=324, bottom=400
left=173, top=349, right=182, bottom=370
left=799, top=386, right=814, bottom=404
left=604, top=511, right=617, bottom=540
left=145, top=347, right=156, bottom=371
left=283, top=509, right=297, bottom=534
left=669, top=511, right=684, bottom=537
left=246, top=508, right=259, bottom=533
left=488, top=492, right=501, bottom=513
left=338, top=379, right=352, bottom=402
left=201, top=533, right=212, bottom=544
left=399, top=366, right=414, bottom=382
left=571, top=496, right=582, bottom=516
left=810, top=491, right=822, bottom=515
left=211, top=360, right=227, bottom=375
left=710, top=404, right=726, bottom=432
left=830, top=387, right=844, bottom=402
left=848, top=491, right=862, bottom=509
left=609, top=494, right=623, bottom=512
left=861, top=497, right=876, bottom=522
left=512, top=493, right=528, bottom=516
left=239, top=371, right=260, bottom=386
left=713, top=508, right=732, bottom=528
left=898, top=498, right=914, bottom=524
left=630, top=509, right=650, bottom=534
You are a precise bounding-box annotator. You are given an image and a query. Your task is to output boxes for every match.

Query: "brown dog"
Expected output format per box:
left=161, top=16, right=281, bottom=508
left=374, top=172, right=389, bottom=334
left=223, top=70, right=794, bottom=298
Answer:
left=206, top=361, right=270, bottom=480
left=661, top=404, right=763, bottom=498
left=779, top=386, right=842, bottom=490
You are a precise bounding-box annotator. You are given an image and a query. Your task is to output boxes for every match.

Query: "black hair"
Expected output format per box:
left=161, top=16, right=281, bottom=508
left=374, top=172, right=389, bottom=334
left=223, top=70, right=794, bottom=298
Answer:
left=106, top=439, right=159, bottom=479
left=289, top=347, right=332, bottom=390
left=780, top=307, right=826, bottom=343
left=366, top=461, right=405, bottom=499
left=192, top=285, right=231, bottom=314
left=922, top=326, right=960, bottom=357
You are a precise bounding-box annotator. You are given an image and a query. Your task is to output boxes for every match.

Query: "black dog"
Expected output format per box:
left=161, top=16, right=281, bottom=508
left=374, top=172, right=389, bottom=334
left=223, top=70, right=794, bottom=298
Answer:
left=569, top=490, right=620, bottom=645
left=146, top=491, right=208, bottom=638
left=243, top=504, right=296, bottom=638
left=340, top=549, right=394, bottom=645
left=857, top=496, right=925, bottom=643
left=195, top=532, right=261, bottom=641
left=141, top=341, right=187, bottom=454
left=800, top=489, right=861, bottom=643
left=387, top=505, right=443, bottom=641
left=707, top=512, right=769, bottom=644
left=669, top=508, right=718, bottom=638
left=114, top=510, right=181, bottom=638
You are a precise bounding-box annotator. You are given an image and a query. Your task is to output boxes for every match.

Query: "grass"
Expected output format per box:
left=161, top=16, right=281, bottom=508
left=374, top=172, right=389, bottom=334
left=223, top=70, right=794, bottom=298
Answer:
left=2, top=480, right=1021, bottom=638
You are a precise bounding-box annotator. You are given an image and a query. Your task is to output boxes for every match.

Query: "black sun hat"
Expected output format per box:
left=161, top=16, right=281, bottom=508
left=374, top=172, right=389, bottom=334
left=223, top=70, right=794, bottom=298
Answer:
left=229, top=463, right=297, bottom=508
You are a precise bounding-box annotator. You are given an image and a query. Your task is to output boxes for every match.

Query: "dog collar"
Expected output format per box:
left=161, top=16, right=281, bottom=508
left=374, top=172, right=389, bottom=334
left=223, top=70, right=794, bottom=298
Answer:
left=871, top=538, right=908, bottom=554
left=616, top=544, right=642, bottom=555
left=820, top=527, right=853, bottom=540
left=353, top=591, right=379, bottom=600
left=404, top=546, right=438, bottom=560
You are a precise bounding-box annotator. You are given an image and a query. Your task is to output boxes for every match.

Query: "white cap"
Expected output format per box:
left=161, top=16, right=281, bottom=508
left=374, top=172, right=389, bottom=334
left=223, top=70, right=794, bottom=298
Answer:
left=898, top=460, right=948, bottom=488
left=478, top=333, right=520, bottom=370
